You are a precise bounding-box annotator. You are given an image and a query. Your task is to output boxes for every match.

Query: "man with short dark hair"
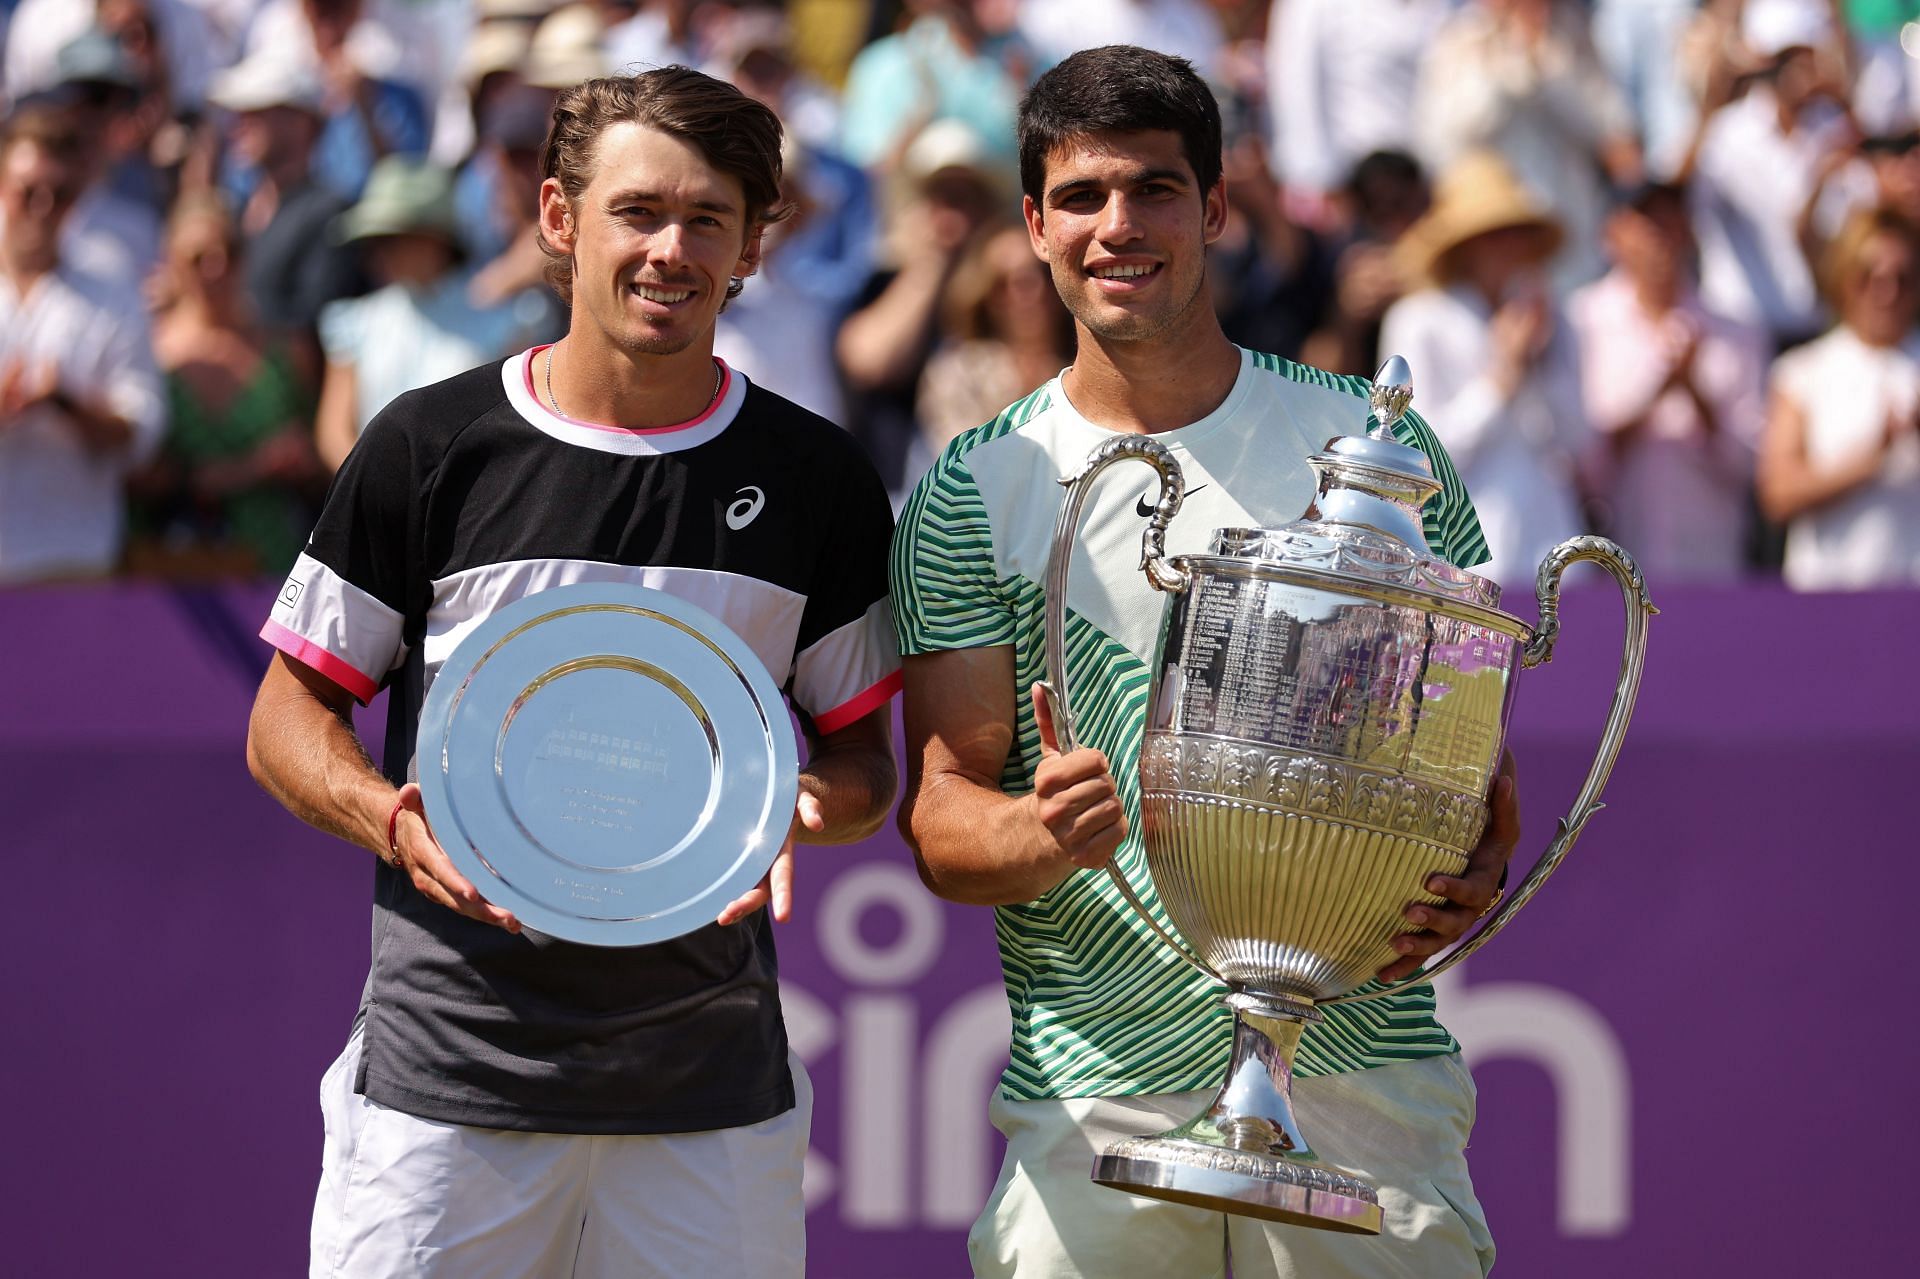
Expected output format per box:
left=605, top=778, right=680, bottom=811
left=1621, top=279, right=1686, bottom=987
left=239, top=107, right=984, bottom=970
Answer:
left=894, top=46, right=1512, bottom=1277
left=246, top=66, right=900, bottom=1278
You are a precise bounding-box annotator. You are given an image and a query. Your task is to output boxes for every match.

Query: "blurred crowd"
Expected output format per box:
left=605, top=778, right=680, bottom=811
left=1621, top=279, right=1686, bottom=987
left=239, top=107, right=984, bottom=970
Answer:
left=2, top=0, right=1918, bottom=592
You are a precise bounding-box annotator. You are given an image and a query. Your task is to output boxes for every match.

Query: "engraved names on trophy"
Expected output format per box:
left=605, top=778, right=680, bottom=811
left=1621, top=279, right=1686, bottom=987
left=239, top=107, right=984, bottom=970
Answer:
left=1171, top=575, right=1303, bottom=740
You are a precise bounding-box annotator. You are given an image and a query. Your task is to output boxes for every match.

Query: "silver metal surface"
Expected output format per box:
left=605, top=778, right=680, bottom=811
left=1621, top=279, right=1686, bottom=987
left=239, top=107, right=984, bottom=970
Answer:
left=1325, top=534, right=1657, bottom=1002
left=1042, top=357, right=1655, bottom=1229
left=1091, top=997, right=1382, bottom=1234
left=415, top=583, right=798, bottom=946
left=1367, top=355, right=1414, bottom=439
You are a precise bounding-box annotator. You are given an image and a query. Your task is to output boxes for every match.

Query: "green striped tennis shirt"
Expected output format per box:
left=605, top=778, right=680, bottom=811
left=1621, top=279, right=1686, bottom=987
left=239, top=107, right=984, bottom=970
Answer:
left=891, top=348, right=1491, bottom=1102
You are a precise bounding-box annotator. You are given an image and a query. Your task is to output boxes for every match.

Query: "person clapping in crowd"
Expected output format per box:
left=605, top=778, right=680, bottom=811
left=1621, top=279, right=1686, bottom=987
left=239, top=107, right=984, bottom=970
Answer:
left=1681, top=1, right=1855, bottom=348
left=1382, top=151, right=1590, bottom=591
left=1569, top=182, right=1770, bottom=582
left=1759, top=206, right=1920, bottom=587
left=0, top=106, right=164, bottom=584
left=3, top=0, right=1920, bottom=596
left=1417, top=0, right=1642, bottom=292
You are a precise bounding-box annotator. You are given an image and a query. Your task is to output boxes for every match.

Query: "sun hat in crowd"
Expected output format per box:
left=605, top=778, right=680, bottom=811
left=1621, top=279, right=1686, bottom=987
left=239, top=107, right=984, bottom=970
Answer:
left=207, top=52, right=324, bottom=116
left=54, top=28, right=143, bottom=93
left=332, top=157, right=461, bottom=245
left=1393, top=151, right=1564, bottom=288
left=523, top=3, right=607, bottom=90
left=463, top=20, right=536, bottom=88
left=901, top=118, right=1000, bottom=188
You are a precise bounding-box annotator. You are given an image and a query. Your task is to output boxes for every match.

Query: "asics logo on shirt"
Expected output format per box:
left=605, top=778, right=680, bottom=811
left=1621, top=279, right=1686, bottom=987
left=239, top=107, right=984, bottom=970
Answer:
left=1137, top=483, right=1205, bottom=518
left=726, top=486, right=766, bottom=530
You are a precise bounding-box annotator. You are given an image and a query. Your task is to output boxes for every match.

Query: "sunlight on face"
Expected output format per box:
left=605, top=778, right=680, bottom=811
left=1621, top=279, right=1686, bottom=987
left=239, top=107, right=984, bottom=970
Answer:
left=1024, top=129, right=1222, bottom=346
left=556, top=122, right=761, bottom=359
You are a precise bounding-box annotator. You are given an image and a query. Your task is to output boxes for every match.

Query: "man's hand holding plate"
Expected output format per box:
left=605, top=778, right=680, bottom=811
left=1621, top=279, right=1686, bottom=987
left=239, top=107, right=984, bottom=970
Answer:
left=717, top=785, right=826, bottom=926
left=390, top=781, right=521, bottom=934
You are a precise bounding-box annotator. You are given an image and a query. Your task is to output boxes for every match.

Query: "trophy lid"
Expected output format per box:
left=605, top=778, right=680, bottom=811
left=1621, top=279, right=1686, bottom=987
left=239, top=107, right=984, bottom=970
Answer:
left=1208, top=358, right=1500, bottom=607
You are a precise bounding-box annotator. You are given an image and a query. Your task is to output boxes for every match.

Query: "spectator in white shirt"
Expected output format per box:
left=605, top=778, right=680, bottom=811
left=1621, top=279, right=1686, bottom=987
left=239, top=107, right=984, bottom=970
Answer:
left=1759, top=206, right=1920, bottom=589
left=1381, top=150, right=1589, bottom=592
left=1680, top=3, right=1853, bottom=346
left=0, top=107, right=165, bottom=583
left=1265, top=0, right=1450, bottom=211
left=1569, top=182, right=1770, bottom=582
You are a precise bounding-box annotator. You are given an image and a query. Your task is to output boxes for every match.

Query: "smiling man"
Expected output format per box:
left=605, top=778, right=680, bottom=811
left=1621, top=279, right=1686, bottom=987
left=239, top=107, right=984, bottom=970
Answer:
left=246, top=68, right=899, bottom=1278
left=893, top=46, right=1513, bottom=1278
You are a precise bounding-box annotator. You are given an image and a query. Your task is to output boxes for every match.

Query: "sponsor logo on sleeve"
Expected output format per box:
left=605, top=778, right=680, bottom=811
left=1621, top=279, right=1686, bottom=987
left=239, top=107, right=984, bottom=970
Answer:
left=279, top=579, right=305, bottom=608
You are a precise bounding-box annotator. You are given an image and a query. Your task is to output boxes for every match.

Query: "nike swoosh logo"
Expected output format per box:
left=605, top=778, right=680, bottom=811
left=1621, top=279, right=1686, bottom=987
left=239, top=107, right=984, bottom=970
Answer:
left=1138, top=483, right=1205, bottom=518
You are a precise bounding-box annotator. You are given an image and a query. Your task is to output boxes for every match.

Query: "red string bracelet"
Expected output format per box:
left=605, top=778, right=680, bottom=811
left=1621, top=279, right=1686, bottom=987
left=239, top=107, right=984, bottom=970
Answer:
left=385, top=795, right=407, bottom=868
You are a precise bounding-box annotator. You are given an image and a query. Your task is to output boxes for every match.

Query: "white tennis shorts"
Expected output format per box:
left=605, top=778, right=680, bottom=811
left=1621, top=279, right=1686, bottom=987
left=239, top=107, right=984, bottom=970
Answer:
left=968, top=1053, right=1495, bottom=1279
left=308, top=1026, right=810, bottom=1278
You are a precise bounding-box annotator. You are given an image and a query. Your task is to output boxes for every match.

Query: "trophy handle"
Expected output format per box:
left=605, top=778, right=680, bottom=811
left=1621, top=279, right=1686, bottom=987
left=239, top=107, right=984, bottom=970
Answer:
left=1039, top=435, right=1220, bottom=986
left=1324, top=535, right=1657, bottom=1004
left=1040, top=434, right=1191, bottom=753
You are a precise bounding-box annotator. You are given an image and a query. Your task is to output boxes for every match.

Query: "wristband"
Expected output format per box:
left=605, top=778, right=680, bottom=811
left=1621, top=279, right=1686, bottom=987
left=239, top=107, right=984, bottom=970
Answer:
left=385, top=795, right=407, bottom=867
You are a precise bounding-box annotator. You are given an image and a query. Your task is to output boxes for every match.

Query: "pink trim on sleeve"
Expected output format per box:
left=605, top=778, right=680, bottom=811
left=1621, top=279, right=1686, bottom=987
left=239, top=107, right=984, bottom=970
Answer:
left=260, top=620, right=380, bottom=704
left=810, top=668, right=903, bottom=735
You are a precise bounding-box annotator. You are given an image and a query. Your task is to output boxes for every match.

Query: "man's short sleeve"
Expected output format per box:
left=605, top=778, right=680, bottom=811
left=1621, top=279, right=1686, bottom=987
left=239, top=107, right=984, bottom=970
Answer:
left=259, top=411, right=419, bottom=703
left=890, top=435, right=1014, bottom=655
left=789, top=445, right=903, bottom=734
left=1392, top=408, right=1491, bottom=572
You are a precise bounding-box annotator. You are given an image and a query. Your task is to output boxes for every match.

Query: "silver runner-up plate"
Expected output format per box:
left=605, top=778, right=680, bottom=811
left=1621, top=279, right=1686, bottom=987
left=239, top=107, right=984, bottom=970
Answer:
left=415, top=582, right=799, bottom=947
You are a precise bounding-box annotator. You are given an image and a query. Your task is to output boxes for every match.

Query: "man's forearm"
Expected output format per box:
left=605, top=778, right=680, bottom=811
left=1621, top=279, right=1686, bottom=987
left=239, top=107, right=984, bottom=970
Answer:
left=246, top=656, right=394, bottom=858
left=904, top=770, right=1073, bottom=907
left=798, top=737, right=898, bottom=845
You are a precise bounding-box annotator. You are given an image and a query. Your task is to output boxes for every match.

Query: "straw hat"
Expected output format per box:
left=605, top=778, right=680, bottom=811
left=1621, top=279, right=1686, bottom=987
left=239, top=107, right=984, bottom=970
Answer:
left=1393, top=151, right=1564, bottom=288
left=461, top=20, right=535, bottom=88
left=333, top=157, right=460, bottom=245
left=523, top=3, right=607, bottom=90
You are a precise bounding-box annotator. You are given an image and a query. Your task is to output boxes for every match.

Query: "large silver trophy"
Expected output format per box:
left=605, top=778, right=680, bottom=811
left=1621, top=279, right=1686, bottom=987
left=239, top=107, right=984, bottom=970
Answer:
left=1041, top=358, right=1655, bottom=1234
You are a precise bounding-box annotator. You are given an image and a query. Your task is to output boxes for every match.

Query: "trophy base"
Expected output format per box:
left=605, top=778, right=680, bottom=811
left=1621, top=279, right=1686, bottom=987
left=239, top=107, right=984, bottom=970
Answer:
left=1092, top=1136, right=1382, bottom=1235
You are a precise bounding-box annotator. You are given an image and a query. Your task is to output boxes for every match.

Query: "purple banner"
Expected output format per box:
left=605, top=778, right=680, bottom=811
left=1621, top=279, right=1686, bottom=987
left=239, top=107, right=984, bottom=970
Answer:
left=4, top=583, right=1913, bottom=1276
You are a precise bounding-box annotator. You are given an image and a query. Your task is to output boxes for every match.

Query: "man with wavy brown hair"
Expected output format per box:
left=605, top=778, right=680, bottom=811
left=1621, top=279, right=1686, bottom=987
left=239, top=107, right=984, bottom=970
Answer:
left=247, top=67, right=900, bottom=1278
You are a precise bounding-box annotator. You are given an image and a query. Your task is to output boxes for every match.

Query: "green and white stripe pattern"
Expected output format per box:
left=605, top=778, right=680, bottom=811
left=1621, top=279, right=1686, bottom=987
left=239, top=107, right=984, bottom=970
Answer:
left=892, top=353, right=1488, bottom=1101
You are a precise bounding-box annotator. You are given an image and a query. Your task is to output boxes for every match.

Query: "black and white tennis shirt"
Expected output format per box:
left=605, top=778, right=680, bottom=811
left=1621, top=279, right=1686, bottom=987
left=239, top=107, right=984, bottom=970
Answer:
left=261, top=349, right=900, bottom=1134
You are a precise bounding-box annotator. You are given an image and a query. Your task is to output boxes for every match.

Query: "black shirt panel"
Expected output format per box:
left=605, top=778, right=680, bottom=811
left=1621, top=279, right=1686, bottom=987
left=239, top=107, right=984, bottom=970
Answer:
left=264, top=355, right=897, bottom=1133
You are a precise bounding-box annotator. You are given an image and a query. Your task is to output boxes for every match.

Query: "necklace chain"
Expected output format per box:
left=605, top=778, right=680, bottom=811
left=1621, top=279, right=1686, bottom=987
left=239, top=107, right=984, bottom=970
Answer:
left=544, top=344, right=722, bottom=423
